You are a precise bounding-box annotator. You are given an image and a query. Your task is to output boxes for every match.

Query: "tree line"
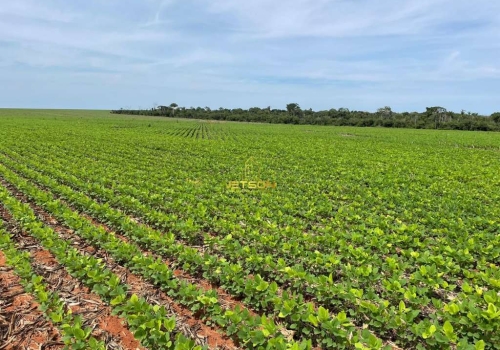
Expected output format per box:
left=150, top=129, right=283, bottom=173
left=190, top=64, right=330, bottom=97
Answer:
left=111, top=103, right=500, bottom=131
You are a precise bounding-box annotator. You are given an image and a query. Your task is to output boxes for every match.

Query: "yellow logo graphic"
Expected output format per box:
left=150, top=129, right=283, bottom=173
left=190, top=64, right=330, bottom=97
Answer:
left=226, top=157, right=277, bottom=191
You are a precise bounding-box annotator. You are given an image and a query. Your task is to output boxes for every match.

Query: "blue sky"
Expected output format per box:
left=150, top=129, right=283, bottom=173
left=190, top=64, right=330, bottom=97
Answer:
left=0, top=0, right=499, bottom=114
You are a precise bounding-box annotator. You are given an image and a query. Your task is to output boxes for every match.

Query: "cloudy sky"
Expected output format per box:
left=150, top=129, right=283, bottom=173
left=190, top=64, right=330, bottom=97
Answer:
left=0, top=0, right=499, bottom=114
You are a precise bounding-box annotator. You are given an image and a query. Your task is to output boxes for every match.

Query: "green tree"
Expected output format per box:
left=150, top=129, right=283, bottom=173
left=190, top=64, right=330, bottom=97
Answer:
left=338, top=107, right=350, bottom=119
left=286, top=103, right=301, bottom=117
left=491, top=112, right=500, bottom=123
left=169, top=103, right=178, bottom=117
left=377, top=106, right=393, bottom=119
left=426, top=106, right=449, bottom=128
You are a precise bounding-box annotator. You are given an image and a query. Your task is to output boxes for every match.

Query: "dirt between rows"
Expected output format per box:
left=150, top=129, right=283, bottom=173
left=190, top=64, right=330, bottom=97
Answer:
left=0, top=205, right=143, bottom=350
left=0, top=250, right=63, bottom=350
left=0, top=180, right=238, bottom=349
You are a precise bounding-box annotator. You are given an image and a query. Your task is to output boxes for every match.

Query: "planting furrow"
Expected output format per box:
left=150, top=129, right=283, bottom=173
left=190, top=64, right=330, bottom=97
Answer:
left=0, top=249, right=63, bottom=350
left=39, top=145, right=346, bottom=261
left=0, top=178, right=237, bottom=350
left=0, top=161, right=386, bottom=348
left=0, top=211, right=142, bottom=350
left=0, top=221, right=106, bottom=350
left=0, top=184, right=205, bottom=350
left=4, top=178, right=293, bottom=342
left=0, top=175, right=310, bottom=349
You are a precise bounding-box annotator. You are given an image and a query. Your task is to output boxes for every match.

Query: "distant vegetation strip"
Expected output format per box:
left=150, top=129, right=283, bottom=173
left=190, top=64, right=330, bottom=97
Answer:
left=112, top=103, right=500, bottom=131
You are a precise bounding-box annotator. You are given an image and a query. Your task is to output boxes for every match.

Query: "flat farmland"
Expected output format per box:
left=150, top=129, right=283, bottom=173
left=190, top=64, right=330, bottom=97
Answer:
left=0, top=109, right=498, bottom=350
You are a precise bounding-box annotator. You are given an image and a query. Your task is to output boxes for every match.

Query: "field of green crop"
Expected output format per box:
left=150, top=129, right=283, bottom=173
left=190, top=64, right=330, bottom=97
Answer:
left=0, top=109, right=499, bottom=350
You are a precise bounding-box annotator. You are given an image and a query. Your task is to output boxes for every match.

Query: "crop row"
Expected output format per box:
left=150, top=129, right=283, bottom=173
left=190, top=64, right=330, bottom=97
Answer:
left=1, top=116, right=499, bottom=349
left=18, top=143, right=497, bottom=294
left=164, top=123, right=227, bottom=140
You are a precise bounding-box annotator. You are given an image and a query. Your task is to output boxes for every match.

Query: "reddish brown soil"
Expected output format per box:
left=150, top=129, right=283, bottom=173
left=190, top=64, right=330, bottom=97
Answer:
left=100, top=315, right=142, bottom=350
left=32, top=249, right=54, bottom=265
left=0, top=251, right=63, bottom=350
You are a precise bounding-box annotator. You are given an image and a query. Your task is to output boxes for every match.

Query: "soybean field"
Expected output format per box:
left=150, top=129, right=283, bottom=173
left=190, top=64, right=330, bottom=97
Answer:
left=0, top=109, right=499, bottom=350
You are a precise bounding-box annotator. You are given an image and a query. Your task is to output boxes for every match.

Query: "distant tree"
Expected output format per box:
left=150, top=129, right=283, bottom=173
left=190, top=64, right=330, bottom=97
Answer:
left=338, top=108, right=350, bottom=119
left=426, top=106, right=449, bottom=128
left=286, top=103, right=302, bottom=117
left=408, top=112, right=419, bottom=126
left=491, top=112, right=500, bottom=123
left=377, top=106, right=393, bottom=119
left=328, top=108, right=338, bottom=118
left=157, top=105, right=168, bottom=116
left=169, top=103, right=178, bottom=117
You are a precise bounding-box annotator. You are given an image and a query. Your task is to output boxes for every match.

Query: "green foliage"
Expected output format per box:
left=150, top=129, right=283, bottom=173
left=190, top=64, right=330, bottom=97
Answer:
left=0, top=111, right=499, bottom=349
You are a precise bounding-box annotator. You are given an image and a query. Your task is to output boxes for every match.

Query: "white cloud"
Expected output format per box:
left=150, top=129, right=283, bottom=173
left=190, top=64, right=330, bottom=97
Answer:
left=0, top=1, right=77, bottom=23
left=204, top=0, right=499, bottom=38
left=0, top=0, right=499, bottom=113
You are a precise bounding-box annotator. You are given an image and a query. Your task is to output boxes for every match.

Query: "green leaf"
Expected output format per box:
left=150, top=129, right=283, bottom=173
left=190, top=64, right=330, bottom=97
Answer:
left=475, top=340, right=485, bottom=350
left=399, top=301, right=406, bottom=313
left=110, top=295, right=125, bottom=306
left=49, top=312, right=63, bottom=323
left=256, top=280, right=269, bottom=292
left=129, top=294, right=139, bottom=304
left=74, top=328, right=87, bottom=340
left=318, top=306, right=329, bottom=322
left=443, top=321, right=453, bottom=335
left=422, top=324, right=437, bottom=339
left=307, top=314, right=318, bottom=327
left=134, top=327, right=147, bottom=340
left=442, top=321, right=456, bottom=341
left=445, top=303, right=460, bottom=315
